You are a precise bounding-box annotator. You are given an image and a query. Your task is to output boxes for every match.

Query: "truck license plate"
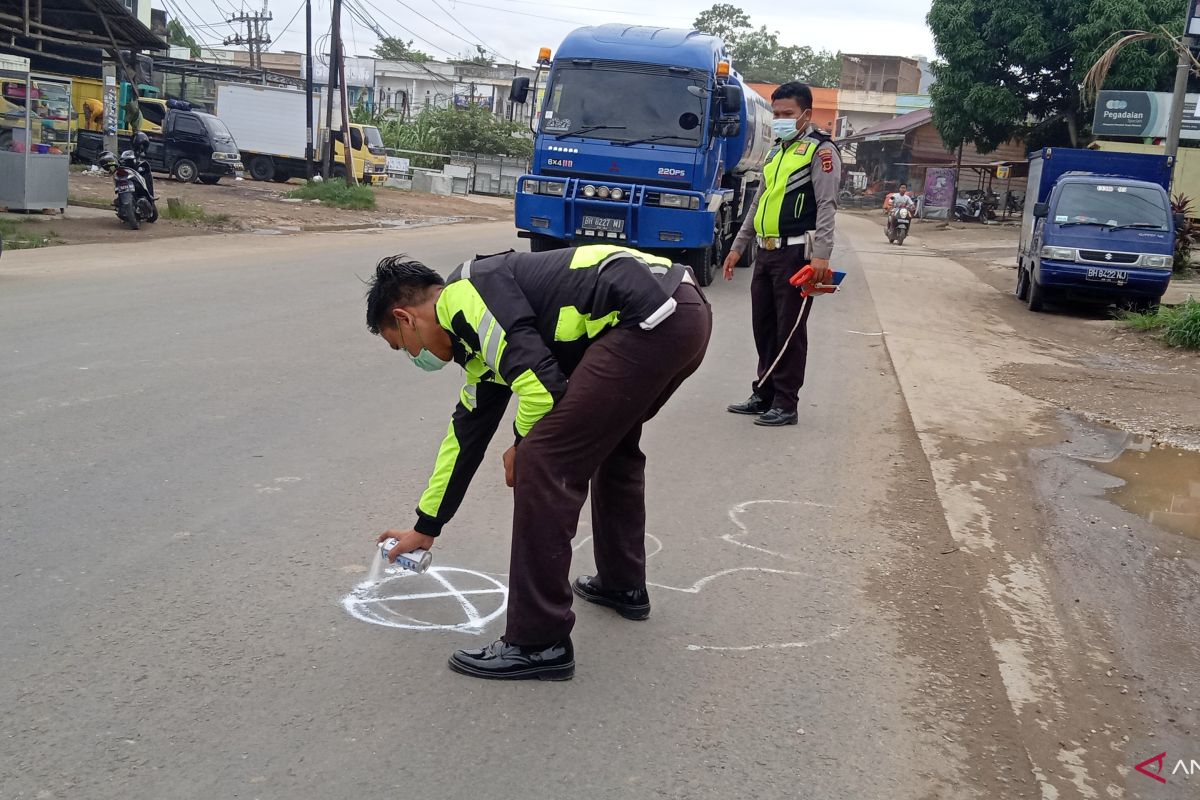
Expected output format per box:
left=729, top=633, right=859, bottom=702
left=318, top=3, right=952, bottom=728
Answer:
left=1086, top=268, right=1128, bottom=285
left=582, top=215, right=624, bottom=233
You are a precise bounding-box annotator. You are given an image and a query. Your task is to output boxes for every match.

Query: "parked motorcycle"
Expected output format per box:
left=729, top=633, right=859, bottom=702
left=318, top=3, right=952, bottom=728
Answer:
left=100, top=133, right=158, bottom=231
left=953, top=190, right=998, bottom=223
left=886, top=206, right=912, bottom=245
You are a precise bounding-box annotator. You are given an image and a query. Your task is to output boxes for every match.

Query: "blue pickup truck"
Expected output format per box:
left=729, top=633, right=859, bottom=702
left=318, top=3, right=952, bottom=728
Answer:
left=508, top=25, right=774, bottom=285
left=1017, top=148, right=1177, bottom=312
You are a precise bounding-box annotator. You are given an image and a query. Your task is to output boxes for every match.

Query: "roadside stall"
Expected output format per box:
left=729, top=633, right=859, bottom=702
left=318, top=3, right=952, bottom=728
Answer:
left=0, top=53, right=69, bottom=211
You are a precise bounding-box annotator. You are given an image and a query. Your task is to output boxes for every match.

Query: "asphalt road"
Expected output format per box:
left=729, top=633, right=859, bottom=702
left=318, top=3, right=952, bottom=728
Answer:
left=2, top=223, right=1031, bottom=799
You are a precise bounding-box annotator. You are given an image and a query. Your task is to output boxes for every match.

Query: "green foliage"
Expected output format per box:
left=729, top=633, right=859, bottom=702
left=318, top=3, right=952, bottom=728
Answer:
left=692, top=4, right=841, bottom=86
left=371, top=36, right=432, bottom=63
left=0, top=218, right=56, bottom=249
left=451, top=45, right=494, bottom=66
left=1121, top=299, right=1200, bottom=349
left=927, top=0, right=1186, bottom=154
left=166, top=18, right=201, bottom=59
left=287, top=179, right=377, bottom=210
left=371, top=105, right=532, bottom=169
left=1171, top=194, right=1196, bottom=274
left=163, top=199, right=231, bottom=225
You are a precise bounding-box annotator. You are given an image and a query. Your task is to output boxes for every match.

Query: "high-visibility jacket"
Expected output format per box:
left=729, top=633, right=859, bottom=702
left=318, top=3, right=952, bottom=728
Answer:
left=413, top=245, right=689, bottom=536
left=754, top=129, right=837, bottom=239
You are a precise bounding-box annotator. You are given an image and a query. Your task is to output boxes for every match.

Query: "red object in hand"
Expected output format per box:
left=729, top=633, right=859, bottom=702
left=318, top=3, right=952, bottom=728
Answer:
left=788, top=265, right=838, bottom=298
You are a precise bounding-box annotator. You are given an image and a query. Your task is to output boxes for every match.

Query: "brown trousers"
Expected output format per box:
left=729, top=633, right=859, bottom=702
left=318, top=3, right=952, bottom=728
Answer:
left=750, top=243, right=813, bottom=414
left=505, top=282, right=712, bottom=645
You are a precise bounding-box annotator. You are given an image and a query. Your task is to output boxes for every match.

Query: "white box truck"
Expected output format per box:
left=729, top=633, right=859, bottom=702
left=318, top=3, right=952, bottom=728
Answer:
left=215, top=83, right=387, bottom=184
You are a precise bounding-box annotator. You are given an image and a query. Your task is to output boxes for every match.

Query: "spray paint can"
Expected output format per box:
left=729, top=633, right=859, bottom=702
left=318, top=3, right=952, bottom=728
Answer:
left=378, top=538, right=433, bottom=574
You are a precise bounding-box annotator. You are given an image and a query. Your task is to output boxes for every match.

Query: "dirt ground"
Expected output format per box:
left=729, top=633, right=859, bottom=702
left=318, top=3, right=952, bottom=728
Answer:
left=2, top=170, right=513, bottom=248
left=851, top=209, right=1200, bottom=450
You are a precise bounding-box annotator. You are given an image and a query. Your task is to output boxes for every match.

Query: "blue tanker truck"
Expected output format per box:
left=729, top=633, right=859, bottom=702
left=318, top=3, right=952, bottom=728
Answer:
left=508, top=24, right=774, bottom=285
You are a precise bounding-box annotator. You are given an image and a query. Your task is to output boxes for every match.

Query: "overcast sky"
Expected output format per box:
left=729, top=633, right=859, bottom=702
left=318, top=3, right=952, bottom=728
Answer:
left=156, top=0, right=937, bottom=67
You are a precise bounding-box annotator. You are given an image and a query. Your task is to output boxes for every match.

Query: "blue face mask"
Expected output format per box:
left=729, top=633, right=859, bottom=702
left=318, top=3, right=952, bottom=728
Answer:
left=771, top=115, right=810, bottom=141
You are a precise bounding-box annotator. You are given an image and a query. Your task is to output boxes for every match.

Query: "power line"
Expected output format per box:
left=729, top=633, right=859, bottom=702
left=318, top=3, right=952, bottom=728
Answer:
left=273, top=0, right=305, bottom=42
left=483, top=0, right=681, bottom=16
left=344, top=0, right=455, bottom=84
left=441, top=0, right=590, bottom=25
left=347, top=0, right=456, bottom=59
left=375, top=0, right=500, bottom=59
left=428, top=0, right=511, bottom=63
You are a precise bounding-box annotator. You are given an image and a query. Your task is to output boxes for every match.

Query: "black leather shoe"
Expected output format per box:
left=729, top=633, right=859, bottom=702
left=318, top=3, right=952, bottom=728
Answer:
left=572, top=575, right=651, bottom=620
left=754, top=408, right=798, bottom=427
left=727, top=394, right=770, bottom=415
left=449, top=637, right=574, bottom=681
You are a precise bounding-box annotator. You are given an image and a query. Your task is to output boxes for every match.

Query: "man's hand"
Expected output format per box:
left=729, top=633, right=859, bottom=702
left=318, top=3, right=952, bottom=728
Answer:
left=722, top=250, right=741, bottom=281
left=808, top=257, right=832, bottom=286
left=377, top=529, right=435, bottom=560
left=503, top=445, right=517, bottom=488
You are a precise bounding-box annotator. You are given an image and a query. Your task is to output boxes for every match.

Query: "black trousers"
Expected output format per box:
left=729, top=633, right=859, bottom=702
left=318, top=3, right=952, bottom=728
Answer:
left=750, top=243, right=813, bottom=414
left=505, top=283, right=712, bottom=645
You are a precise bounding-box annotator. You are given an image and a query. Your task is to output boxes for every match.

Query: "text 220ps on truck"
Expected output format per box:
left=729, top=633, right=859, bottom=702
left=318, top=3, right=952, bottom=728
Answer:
left=509, top=25, right=773, bottom=285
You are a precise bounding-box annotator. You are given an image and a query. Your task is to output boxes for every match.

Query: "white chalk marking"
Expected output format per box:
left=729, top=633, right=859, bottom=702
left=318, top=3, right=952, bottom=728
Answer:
left=341, top=566, right=507, bottom=634
left=649, top=566, right=812, bottom=594
left=845, top=330, right=887, bottom=336
left=686, top=625, right=852, bottom=652
left=720, top=499, right=833, bottom=559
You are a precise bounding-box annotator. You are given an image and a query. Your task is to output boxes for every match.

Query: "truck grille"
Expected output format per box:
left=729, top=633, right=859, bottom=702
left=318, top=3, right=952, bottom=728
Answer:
left=1078, top=250, right=1139, bottom=265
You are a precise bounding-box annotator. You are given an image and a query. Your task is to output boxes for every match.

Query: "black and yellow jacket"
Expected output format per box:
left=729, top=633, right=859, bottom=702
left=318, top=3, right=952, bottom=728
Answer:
left=413, top=244, right=689, bottom=536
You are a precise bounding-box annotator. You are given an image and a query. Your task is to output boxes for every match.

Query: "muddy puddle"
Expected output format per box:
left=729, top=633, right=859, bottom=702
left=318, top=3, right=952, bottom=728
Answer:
left=1087, top=435, right=1200, bottom=540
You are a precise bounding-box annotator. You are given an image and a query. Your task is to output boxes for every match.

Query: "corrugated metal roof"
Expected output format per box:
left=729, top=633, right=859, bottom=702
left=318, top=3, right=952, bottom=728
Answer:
left=0, top=0, right=165, bottom=51
left=840, top=107, right=933, bottom=144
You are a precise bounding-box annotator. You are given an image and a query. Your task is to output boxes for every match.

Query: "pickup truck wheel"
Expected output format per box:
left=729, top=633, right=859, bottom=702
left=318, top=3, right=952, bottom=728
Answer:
left=172, top=159, right=199, bottom=183
left=271, top=174, right=291, bottom=183
left=1027, top=270, right=1046, bottom=312
left=199, top=175, right=221, bottom=185
left=1016, top=266, right=1030, bottom=301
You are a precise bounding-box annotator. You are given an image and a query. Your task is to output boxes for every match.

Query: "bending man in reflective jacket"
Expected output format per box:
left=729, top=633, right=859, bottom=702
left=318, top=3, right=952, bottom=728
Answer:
left=364, top=245, right=712, bottom=681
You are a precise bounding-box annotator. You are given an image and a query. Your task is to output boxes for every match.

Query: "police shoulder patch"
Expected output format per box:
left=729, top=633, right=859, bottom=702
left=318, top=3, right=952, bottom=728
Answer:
left=819, top=148, right=835, bottom=173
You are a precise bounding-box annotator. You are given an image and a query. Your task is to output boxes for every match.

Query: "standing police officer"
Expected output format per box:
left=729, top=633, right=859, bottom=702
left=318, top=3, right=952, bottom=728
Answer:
left=722, top=82, right=842, bottom=427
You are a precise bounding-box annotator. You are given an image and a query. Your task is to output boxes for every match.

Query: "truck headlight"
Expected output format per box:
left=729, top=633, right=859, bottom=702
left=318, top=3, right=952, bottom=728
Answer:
left=1141, top=254, right=1173, bottom=269
left=523, top=180, right=541, bottom=195
left=582, top=184, right=597, bottom=198
left=542, top=182, right=565, bottom=196
left=1040, top=246, right=1076, bottom=261
left=658, top=193, right=700, bottom=210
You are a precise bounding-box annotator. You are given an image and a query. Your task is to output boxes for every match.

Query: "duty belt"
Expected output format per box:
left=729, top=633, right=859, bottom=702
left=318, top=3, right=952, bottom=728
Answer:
left=757, top=232, right=812, bottom=252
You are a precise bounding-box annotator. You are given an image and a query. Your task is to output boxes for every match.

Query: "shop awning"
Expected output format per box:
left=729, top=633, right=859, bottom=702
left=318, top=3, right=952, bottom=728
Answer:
left=0, top=0, right=166, bottom=55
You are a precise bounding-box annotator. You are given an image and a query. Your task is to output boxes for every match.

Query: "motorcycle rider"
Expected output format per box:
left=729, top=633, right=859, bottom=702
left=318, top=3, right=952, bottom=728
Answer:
left=885, top=183, right=917, bottom=235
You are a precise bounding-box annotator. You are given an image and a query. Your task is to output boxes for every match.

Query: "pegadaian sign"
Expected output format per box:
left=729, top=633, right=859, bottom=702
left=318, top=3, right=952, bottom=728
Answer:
left=1093, top=90, right=1200, bottom=140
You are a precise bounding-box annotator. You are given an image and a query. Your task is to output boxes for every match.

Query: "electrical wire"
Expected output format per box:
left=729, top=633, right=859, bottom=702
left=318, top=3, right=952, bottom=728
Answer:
left=428, top=0, right=511, bottom=63
left=369, top=0, right=502, bottom=59
left=346, top=0, right=457, bottom=61
left=272, top=0, right=305, bottom=42
left=439, top=0, right=590, bottom=25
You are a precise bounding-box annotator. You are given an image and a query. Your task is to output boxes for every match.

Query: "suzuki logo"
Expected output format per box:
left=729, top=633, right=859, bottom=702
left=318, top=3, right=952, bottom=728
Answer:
left=1105, top=253, right=1113, bottom=261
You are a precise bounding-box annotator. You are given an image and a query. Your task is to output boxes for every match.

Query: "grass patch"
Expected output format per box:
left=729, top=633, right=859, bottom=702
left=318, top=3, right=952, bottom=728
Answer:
left=286, top=179, right=376, bottom=210
left=163, top=199, right=232, bottom=226
left=1120, top=299, right=1200, bottom=349
left=0, top=217, right=58, bottom=249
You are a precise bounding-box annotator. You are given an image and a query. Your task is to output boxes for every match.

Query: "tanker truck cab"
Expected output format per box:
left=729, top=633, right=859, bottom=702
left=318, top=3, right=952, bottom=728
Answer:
left=510, top=25, right=773, bottom=285
left=1019, top=148, right=1177, bottom=312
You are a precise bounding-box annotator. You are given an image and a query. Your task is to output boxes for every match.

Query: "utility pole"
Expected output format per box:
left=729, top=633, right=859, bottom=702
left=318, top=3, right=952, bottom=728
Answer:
left=304, top=0, right=314, bottom=181
left=338, top=43, right=356, bottom=185
left=321, top=0, right=341, bottom=178
left=224, top=6, right=272, bottom=70
left=1166, top=38, right=1196, bottom=162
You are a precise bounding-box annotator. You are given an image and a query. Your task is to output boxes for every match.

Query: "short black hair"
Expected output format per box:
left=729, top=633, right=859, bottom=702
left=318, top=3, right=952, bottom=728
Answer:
left=900, top=183, right=908, bottom=188
left=771, top=82, right=813, bottom=111
left=365, top=255, right=445, bottom=335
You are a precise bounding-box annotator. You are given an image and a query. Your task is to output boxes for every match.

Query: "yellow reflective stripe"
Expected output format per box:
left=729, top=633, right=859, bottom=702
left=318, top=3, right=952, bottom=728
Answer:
left=511, top=368, right=554, bottom=437
left=436, top=280, right=490, bottom=338
left=568, top=244, right=672, bottom=269
left=418, top=421, right=460, bottom=517
left=553, top=306, right=621, bottom=342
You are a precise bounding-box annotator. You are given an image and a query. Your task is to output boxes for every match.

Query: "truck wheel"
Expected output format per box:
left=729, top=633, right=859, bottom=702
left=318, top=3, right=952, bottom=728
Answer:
left=199, top=175, right=222, bottom=185
left=1015, top=266, right=1030, bottom=301
left=1027, top=270, right=1046, bottom=312
left=173, top=159, right=199, bottom=183
left=271, top=174, right=291, bottom=183
left=686, top=241, right=718, bottom=287
left=248, top=156, right=275, bottom=182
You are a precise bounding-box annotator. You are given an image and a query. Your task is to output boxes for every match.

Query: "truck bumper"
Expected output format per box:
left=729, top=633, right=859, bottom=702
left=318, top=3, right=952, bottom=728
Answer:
left=516, top=176, right=715, bottom=250
left=1038, top=259, right=1172, bottom=300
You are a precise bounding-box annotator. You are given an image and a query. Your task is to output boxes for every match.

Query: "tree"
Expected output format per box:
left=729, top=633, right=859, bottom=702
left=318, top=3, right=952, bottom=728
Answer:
left=451, top=45, right=493, bottom=66
left=372, top=36, right=432, bottom=63
left=692, top=4, right=841, bottom=86
left=372, top=105, right=532, bottom=169
left=927, top=0, right=1185, bottom=153
left=166, top=18, right=200, bottom=59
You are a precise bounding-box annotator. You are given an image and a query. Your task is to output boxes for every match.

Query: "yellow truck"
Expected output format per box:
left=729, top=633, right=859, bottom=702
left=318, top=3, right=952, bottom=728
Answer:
left=0, top=75, right=73, bottom=153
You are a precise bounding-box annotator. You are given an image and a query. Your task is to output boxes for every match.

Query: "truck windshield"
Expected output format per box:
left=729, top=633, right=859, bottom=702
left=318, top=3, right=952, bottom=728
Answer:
left=541, top=64, right=705, bottom=145
left=1054, top=183, right=1168, bottom=229
left=364, top=126, right=384, bottom=149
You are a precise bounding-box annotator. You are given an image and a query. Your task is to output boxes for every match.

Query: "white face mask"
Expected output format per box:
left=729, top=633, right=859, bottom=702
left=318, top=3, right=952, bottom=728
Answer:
left=771, top=113, right=811, bottom=141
